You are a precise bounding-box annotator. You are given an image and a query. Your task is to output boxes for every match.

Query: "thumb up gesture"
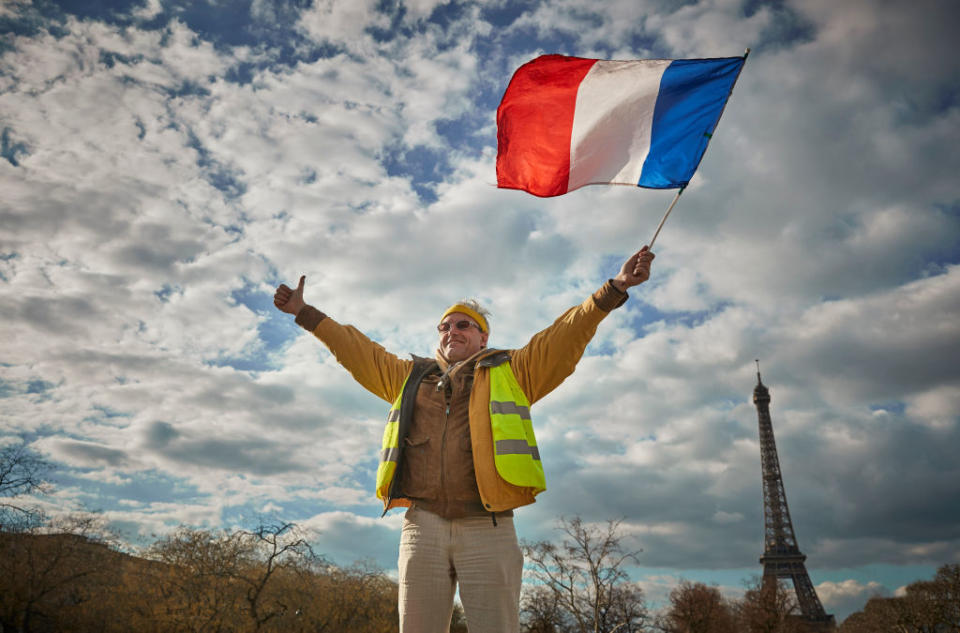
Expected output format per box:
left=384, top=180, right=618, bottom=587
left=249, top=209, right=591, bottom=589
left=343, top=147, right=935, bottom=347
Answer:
left=274, top=275, right=306, bottom=316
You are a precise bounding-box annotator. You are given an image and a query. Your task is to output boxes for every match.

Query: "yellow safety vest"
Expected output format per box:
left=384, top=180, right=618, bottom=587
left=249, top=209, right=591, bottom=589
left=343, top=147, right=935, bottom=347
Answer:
left=375, top=359, right=545, bottom=504
left=375, top=373, right=406, bottom=502
left=488, top=363, right=546, bottom=491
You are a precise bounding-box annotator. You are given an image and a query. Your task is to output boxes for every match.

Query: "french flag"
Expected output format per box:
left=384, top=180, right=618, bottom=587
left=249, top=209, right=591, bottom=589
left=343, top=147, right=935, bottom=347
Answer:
left=496, top=54, right=746, bottom=198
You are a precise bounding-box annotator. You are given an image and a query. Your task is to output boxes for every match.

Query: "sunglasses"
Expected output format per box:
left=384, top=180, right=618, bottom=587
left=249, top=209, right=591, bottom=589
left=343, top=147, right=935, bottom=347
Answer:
left=437, top=320, right=481, bottom=333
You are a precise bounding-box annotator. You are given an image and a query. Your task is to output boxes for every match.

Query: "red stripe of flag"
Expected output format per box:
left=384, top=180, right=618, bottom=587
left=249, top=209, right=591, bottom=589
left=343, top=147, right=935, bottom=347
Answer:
left=496, top=55, right=597, bottom=198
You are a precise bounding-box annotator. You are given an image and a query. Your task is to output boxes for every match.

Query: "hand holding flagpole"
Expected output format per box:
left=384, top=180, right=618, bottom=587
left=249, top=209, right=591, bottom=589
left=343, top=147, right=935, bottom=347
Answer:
left=612, top=246, right=656, bottom=291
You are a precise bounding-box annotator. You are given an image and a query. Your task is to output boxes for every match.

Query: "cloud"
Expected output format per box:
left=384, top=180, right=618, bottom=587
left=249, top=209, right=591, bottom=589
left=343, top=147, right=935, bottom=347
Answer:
left=300, top=510, right=404, bottom=569
left=47, top=439, right=131, bottom=468
left=817, top=579, right=887, bottom=621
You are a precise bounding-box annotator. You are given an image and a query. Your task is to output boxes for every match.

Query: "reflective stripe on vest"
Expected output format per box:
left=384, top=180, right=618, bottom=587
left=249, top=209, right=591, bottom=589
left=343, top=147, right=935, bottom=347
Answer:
left=375, top=378, right=408, bottom=500
left=489, top=363, right=546, bottom=492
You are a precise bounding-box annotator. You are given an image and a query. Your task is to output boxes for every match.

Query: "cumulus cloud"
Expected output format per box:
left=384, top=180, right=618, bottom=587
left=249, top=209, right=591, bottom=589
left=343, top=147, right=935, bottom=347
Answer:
left=817, top=579, right=888, bottom=621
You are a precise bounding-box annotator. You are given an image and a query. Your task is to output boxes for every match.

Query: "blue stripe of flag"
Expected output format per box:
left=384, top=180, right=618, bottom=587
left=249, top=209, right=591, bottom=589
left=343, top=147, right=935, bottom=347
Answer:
left=638, top=56, right=745, bottom=189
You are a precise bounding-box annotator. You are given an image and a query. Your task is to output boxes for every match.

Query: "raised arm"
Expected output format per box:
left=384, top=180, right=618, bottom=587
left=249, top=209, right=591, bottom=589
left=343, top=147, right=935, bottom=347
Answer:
left=273, top=275, right=413, bottom=403
left=510, top=247, right=655, bottom=403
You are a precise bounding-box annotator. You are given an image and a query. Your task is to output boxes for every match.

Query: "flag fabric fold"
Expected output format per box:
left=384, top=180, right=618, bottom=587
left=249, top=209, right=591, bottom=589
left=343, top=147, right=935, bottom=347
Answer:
left=496, top=54, right=745, bottom=198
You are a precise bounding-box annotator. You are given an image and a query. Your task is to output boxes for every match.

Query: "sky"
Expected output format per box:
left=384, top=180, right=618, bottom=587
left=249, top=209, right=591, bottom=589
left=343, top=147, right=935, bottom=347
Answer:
left=1, top=0, right=958, bottom=623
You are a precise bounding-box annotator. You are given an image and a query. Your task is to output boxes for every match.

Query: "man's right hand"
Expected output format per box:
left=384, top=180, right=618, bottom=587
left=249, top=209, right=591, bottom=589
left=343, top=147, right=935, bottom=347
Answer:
left=274, top=275, right=306, bottom=316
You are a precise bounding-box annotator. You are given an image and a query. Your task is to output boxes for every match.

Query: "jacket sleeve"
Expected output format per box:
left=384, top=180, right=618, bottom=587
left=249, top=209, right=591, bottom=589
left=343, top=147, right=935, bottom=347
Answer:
left=309, top=317, right=414, bottom=404
left=509, top=281, right=627, bottom=404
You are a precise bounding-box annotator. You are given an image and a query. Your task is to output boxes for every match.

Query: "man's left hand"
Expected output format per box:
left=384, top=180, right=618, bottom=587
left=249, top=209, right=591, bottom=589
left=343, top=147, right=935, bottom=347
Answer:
left=612, top=246, right=655, bottom=291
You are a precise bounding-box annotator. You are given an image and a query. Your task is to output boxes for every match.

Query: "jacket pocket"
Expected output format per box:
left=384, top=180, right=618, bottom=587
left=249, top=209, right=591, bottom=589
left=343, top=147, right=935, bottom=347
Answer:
left=399, top=435, right=439, bottom=498
left=406, top=435, right=430, bottom=449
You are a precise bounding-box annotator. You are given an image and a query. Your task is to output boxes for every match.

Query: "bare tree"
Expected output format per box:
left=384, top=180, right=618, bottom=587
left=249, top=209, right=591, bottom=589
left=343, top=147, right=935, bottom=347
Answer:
left=522, top=584, right=572, bottom=633
left=734, top=577, right=807, bottom=633
left=0, top=440, right=52, bottom=529
left=234, top=521, right=318, bottom=632
left=655, top=580, right=737, bottom=633
left=904, top=564, right=960, bottom=631
left=0, top=513, right=414, bottom=633
left=144, top=526, right=248, bottom=632
left=0, top=514, right=119, bottom=633
left=143, top=522, right=407, bottom=633
left=602, top=583, right=648, bottom=633
left=838, top=563, right=960, bottom=633
left=289, top=558, right=399, bottom=633
left=523, top=516, right=648, bottom=633
left=839, top=596, right=912, bottom=633
left=450, top=603, right=469, bottom=633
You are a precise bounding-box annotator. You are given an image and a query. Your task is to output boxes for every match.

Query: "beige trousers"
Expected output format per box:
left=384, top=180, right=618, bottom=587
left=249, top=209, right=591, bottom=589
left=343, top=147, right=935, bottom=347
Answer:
left=398, top=506, right=523, bottom=633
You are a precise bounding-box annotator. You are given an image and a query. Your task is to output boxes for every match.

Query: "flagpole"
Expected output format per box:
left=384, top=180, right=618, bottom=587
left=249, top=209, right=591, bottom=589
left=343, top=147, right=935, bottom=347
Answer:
left=647, top=187, right=683, bottom=249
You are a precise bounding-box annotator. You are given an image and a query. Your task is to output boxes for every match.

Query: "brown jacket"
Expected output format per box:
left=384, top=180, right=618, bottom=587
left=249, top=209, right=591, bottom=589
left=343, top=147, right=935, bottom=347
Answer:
left=296, top=281, right=627, bottom=515
left=394, top=350, right=484, bottom=518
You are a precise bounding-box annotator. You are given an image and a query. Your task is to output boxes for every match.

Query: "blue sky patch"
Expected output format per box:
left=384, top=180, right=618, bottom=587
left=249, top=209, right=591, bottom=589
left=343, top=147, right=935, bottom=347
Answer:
left=185, top=129, right=248, bottom=199
left=60, top=466, right=203, bottom=511
left=382, top=142, right=450, bottom=203
left=479, top=1, right=540, bottom=28
left=26, top=379, right=56, bottom=395
left=425, top=0, right=470, bottom=33
left=209, top=280, right=302, bottom=372
left=743, top=0, right=816, bottom=51
left=1, top=127, right=29, bottom=167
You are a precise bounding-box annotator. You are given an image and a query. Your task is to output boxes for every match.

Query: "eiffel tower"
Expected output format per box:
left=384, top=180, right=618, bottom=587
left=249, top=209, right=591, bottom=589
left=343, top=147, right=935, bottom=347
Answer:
left=753, top=362, right=835, bottom=630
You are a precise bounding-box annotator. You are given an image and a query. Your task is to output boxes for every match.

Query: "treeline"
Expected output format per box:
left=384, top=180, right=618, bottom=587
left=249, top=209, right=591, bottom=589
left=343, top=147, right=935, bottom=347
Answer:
left=0, top=517, right=400, bottom=633
left=2, top=441, right=958, bottom=632
left=838, top=564, right=960, bottom=633
left=0, top=513, right=838, bottom=633
left=522, top=517, right=829, bottom=633
left=0, top=441, right=403, bottom=633
left=2, top=513, right=959, bottom=632
left=652, top=565, right=959, bottom=633
left=0, top=513, right=795, bottom=633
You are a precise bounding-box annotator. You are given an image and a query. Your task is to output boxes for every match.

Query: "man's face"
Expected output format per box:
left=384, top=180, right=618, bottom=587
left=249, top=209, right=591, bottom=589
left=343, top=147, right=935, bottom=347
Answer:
left=438, top=312, right=489, bottom=363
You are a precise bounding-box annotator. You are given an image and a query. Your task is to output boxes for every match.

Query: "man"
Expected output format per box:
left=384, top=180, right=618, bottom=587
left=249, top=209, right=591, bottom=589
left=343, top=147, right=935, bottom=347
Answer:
left=273, top=246, right=655, bottom=633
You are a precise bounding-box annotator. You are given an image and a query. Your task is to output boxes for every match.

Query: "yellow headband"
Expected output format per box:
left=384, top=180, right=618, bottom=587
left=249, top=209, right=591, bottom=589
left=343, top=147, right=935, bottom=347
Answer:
left=440, top=304, right=489, bottom=334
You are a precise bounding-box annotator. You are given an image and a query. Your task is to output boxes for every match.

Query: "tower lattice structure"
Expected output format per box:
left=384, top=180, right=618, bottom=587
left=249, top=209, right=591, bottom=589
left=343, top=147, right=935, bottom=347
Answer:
left=753, top=364, right=835, bottom=629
